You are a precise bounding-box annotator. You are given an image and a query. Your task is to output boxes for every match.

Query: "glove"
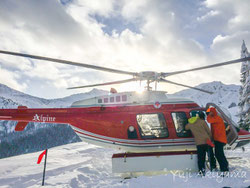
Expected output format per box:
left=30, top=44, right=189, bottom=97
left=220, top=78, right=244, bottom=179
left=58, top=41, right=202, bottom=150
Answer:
left=206, top=138, right=215, bottom=147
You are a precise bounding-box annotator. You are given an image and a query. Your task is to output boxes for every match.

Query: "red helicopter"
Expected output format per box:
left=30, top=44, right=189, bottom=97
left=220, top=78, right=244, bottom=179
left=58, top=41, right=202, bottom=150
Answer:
left=0, top=50, right=249, bottom=173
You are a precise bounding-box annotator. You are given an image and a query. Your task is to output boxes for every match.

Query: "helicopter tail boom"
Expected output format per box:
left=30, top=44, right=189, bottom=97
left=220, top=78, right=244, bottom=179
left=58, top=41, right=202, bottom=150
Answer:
left=0, top=106, right=71, bottom=131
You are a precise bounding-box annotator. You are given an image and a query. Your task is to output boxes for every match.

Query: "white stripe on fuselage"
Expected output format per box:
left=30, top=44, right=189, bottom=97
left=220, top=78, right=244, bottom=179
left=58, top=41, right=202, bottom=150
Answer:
left=70, top=125, right=195, bottom=145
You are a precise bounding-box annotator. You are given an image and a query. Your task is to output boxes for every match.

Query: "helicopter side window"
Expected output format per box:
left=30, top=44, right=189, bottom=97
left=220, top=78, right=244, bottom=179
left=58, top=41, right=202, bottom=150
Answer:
left=116, top=96, right=121, bottom=102
left=136, top=113, right=168, bottom=139
left=171, top=112, right=192, bottom=137
left=110, top=97, right=114, bottom=103
left=104, top=98, right=108, bottom=103
left=122, top=95, right=127, bottom=102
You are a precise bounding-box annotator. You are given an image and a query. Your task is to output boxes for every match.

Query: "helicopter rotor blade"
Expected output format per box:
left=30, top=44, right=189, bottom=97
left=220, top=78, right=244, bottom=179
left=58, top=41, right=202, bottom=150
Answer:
left=67, top=78, right=137, bottom=89
left=161, top=57, right=250, bottom=77
left=0, top=50, right=137, bottom=76
left=159, top=78, right=213, bottom=94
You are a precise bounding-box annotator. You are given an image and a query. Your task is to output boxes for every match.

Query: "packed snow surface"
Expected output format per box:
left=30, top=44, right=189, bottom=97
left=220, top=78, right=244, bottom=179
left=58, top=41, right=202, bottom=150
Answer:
left=0, top=142, right=249, bottom=188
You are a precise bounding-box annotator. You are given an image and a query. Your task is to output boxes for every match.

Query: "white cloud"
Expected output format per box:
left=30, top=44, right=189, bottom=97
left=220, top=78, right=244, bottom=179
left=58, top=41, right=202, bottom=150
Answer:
left=203, top=0, right=250, bottom=33
left=0, top=0, right=249, bottom=98
left=0, top=66, right=27, bottom=91
left=211, top=31, right=250, bottom=59
left=197, top=10, right=219, bottom=22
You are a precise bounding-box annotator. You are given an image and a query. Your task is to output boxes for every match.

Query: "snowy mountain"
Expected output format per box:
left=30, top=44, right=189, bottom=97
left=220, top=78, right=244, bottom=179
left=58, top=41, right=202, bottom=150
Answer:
left=170, top=81, right=240, bottom=122
left=0, top=83, right=108, bottom=108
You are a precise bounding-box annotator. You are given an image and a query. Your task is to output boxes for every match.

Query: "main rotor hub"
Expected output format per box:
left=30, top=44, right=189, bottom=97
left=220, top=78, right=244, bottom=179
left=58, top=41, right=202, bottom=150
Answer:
left=137, top=71, right=161, bottom=91
left=138, top=71, right=160, bottom=81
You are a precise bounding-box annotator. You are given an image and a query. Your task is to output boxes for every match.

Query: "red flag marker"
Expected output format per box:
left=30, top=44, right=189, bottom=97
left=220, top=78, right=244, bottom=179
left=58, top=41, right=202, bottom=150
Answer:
left=37, top=150, right=46, bottom=164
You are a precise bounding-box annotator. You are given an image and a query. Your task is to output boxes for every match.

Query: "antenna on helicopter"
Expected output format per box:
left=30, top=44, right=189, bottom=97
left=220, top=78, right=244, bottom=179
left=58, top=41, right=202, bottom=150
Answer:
left=1, top=50, right=250, bottom=94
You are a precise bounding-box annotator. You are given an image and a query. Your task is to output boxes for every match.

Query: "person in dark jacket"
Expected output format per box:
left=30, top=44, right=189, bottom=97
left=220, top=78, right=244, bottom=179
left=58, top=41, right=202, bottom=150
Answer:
left=206, top=107, right=229, bottom=172
left=185, top=111, right=212, bottom=175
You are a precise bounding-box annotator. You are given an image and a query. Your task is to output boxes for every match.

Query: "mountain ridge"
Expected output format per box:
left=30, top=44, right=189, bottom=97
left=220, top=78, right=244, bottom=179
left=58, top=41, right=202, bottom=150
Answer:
left=0, top=83, right=108, bottom=108
left=170, top=81, right=240, bottom=121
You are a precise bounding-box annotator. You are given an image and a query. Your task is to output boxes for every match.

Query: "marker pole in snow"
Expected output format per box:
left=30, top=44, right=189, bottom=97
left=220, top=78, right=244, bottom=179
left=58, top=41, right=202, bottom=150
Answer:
left=37, top=149, right=48, bottom=186
left=42, top=149, right=48, bottom=186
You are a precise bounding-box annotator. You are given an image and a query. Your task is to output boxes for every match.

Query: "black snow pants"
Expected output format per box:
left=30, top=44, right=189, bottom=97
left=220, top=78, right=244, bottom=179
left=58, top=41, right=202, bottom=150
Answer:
left=196, top=144, right=208, bottom=173
left=214, top=141, right=229, bottom=172
left=207, top=146, right=217, bottom=170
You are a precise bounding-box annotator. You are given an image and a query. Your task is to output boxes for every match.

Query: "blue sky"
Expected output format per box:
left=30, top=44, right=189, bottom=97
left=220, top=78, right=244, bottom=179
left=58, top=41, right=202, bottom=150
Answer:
left=0, top=0, right=249, bottom=98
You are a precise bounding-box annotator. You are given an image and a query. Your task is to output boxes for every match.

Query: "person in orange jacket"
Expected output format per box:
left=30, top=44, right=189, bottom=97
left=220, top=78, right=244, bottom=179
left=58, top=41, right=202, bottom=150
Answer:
left=206, top=107, right=229, bottom=172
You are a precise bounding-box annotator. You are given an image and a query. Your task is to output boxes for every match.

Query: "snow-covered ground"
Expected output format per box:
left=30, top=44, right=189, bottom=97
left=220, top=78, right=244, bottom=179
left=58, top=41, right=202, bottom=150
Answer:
left=0, top=142, right=249, bottom=188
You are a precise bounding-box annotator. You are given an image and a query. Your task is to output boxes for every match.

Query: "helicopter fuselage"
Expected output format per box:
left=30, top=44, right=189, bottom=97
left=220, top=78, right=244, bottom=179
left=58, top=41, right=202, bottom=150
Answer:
left=0, top=91, right=249, bottom=152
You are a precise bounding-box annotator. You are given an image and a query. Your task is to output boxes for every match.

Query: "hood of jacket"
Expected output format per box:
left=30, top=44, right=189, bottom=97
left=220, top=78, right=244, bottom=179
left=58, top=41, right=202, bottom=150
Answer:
left=208, top=107, right=218, bottom=116
left=188, top=116, right=199, bottom=124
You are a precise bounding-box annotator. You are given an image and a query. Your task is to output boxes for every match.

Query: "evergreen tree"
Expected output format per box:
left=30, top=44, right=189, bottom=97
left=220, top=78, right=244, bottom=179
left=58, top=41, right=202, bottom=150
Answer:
left=239, top=40, right=250, bottom=130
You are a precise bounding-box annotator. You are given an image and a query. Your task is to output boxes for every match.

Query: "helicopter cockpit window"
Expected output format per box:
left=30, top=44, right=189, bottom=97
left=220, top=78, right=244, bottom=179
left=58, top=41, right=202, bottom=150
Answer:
left=172, top=112, right=192, bottom=137
left=136, top=113, right=168, bottom=139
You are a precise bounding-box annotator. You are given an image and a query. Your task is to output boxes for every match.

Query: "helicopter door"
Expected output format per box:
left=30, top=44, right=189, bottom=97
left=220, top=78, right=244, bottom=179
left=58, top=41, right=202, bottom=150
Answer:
left=206, top=103, right=238, bottom=145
